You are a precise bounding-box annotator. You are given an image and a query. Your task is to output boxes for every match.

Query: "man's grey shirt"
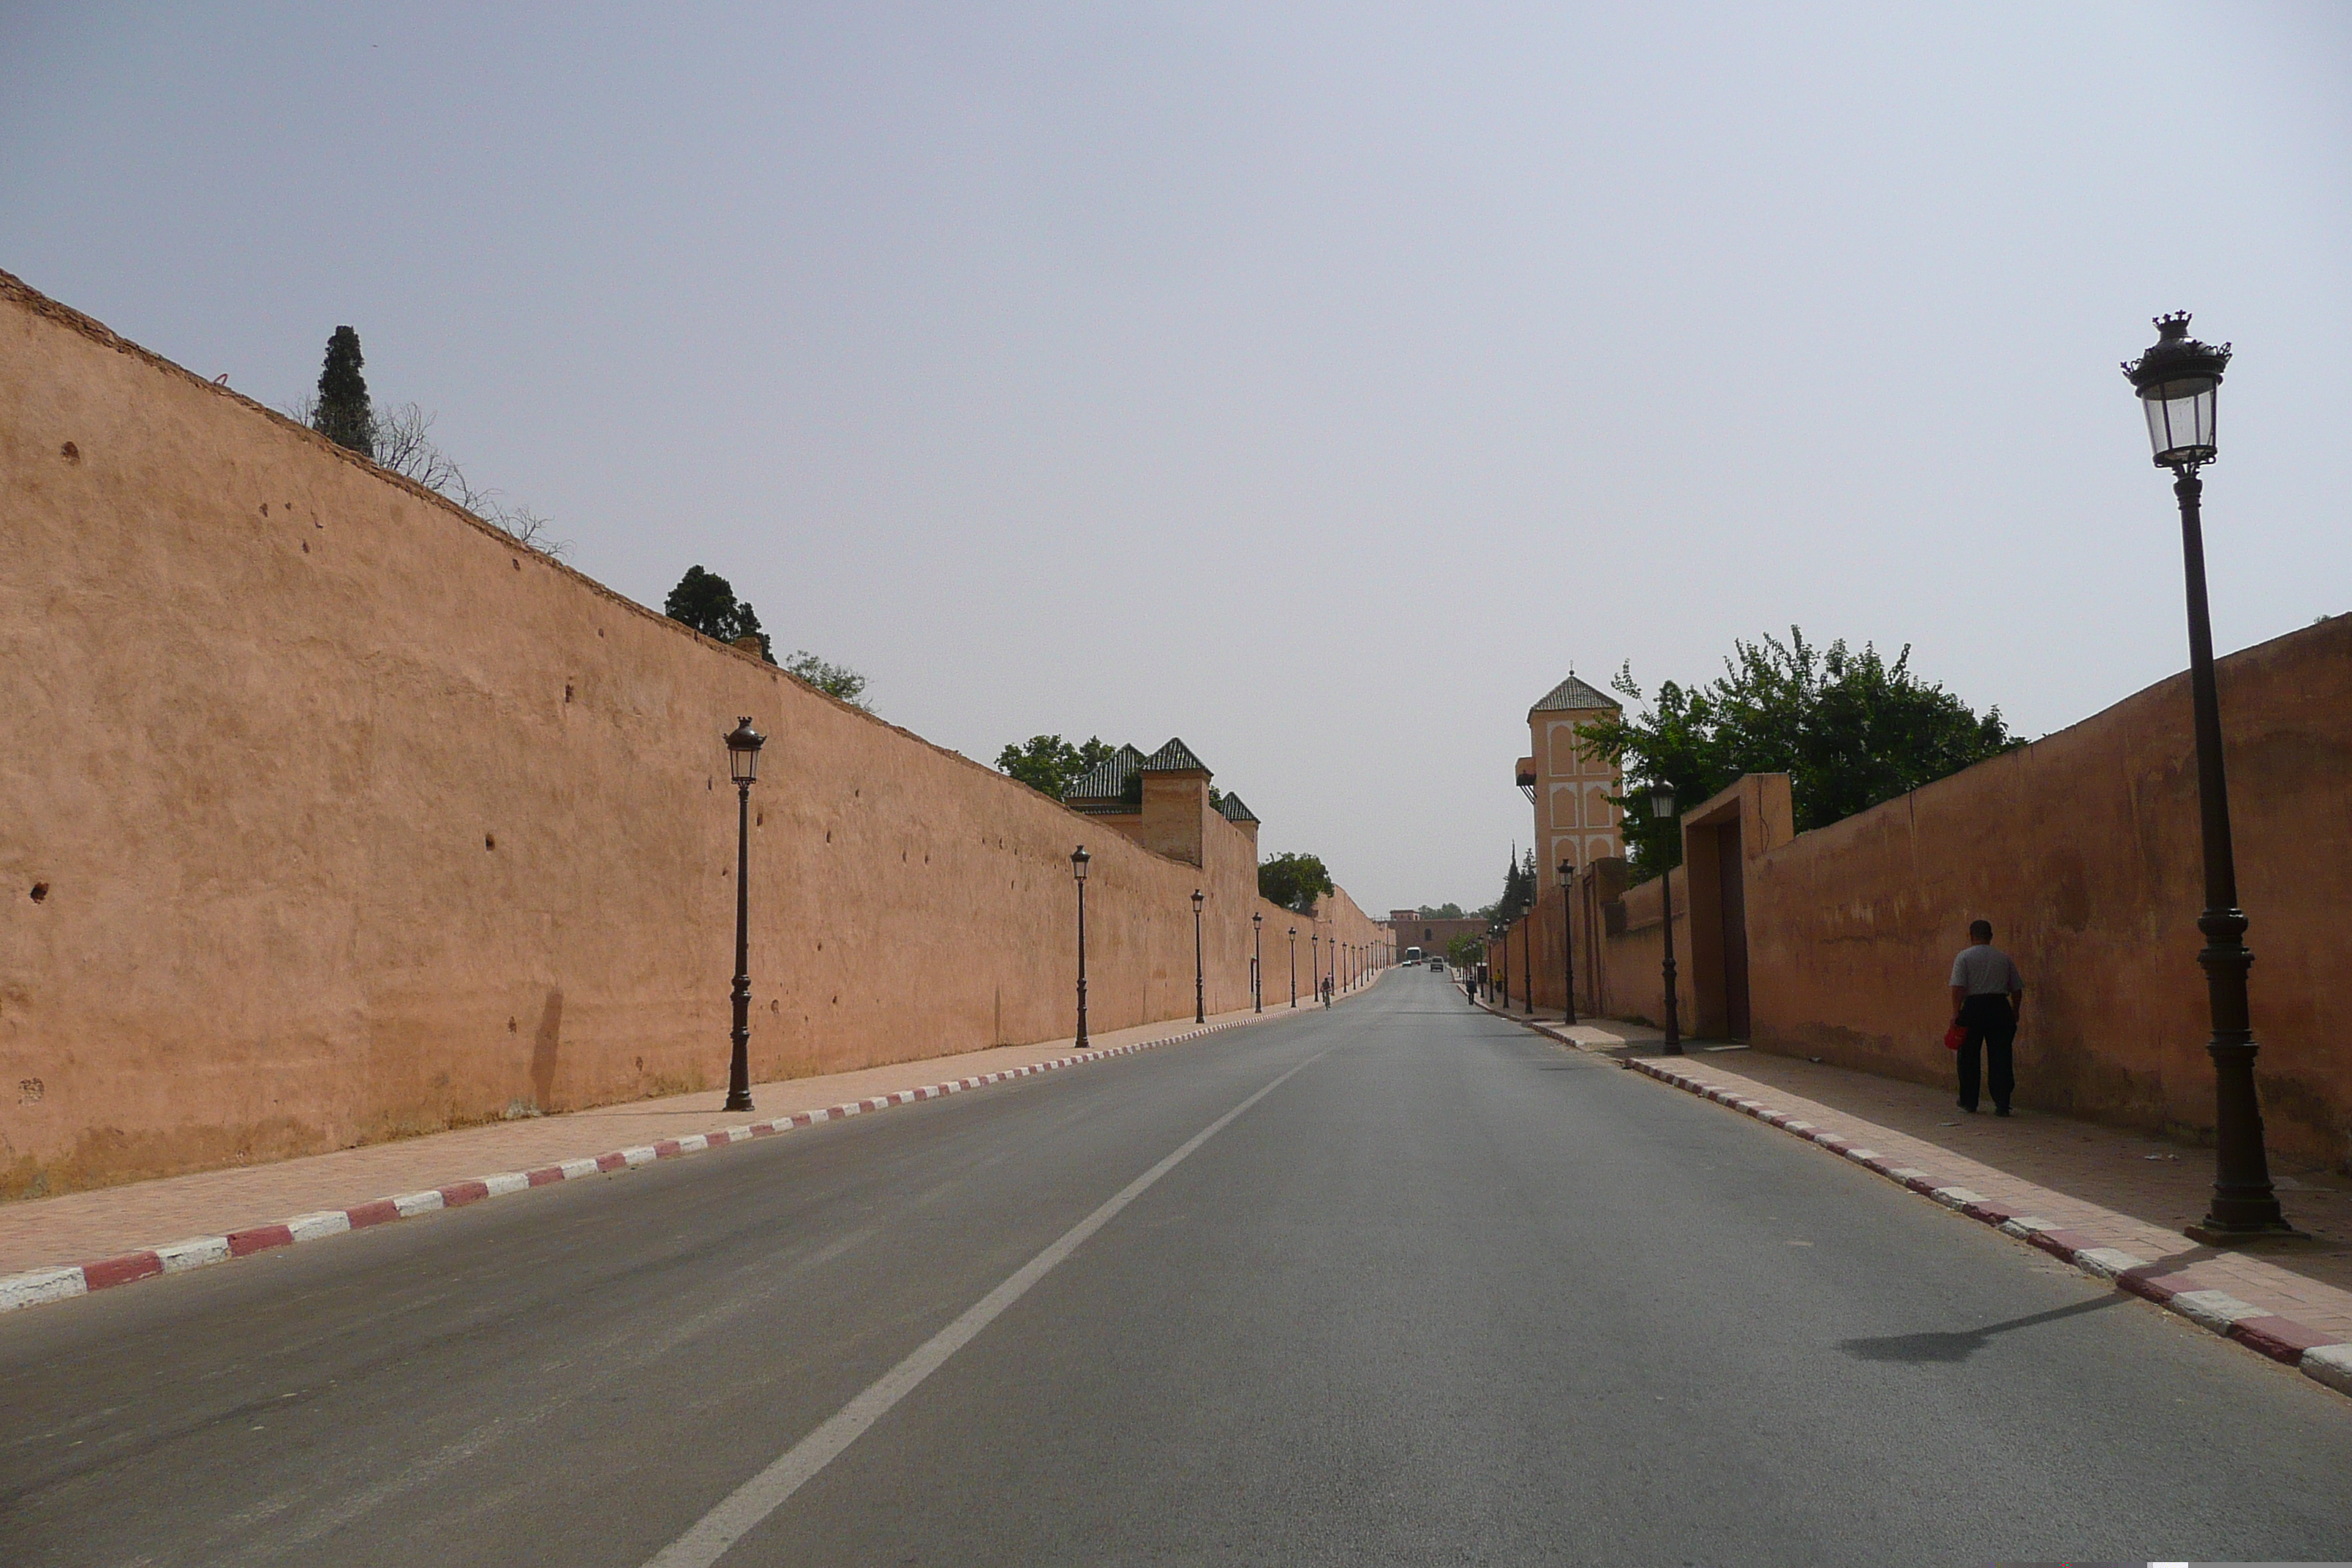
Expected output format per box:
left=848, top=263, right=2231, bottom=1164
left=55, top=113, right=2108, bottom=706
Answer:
left=1950, top=943, right=2024, bottom=996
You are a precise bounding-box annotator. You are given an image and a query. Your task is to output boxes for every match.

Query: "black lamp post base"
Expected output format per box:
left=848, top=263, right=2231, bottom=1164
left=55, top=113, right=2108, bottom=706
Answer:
left=723, top=1090, right=755, bottom=1113
left=2184, top=1218, right=2312, bottom=1248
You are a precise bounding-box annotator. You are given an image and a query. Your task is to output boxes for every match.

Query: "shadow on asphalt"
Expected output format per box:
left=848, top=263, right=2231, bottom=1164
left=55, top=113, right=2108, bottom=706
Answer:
left=1836, top=1294, right=2126, bottom=1364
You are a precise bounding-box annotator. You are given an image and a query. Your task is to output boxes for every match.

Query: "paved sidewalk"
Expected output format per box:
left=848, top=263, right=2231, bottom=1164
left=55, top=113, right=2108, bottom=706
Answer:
left=0, top=992, right=1348, bottom=1286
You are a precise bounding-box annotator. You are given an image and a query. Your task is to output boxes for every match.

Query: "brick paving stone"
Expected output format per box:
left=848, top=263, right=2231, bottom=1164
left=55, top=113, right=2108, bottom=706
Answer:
left=0, top=1000, right=1298, bottom=1278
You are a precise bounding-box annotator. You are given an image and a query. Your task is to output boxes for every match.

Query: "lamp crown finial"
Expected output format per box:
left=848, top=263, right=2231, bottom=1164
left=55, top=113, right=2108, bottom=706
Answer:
left=2123, top=312, right=2231, bottom=390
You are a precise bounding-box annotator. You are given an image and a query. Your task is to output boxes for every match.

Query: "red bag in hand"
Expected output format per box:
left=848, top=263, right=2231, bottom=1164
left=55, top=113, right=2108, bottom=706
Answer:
left=1943, top=1023, right=1967, bottom=1052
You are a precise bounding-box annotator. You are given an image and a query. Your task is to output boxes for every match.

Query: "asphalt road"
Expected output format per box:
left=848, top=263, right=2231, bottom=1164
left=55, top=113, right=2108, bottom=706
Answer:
left=4, top=970, right=2348, bottom=1567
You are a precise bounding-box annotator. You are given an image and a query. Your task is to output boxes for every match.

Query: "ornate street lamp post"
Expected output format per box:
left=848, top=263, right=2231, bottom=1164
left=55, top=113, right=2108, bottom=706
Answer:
left=2124, top=312, right=2297, bottom=1242
left=721, top=717, right=766, bottom=1112
left=1288, top=924, right=1298, bottom=1008
left=1520, top=919, right=1533, bottom=1013
left=1558, top=858, right=1578, bottom=1027
left=1071, top=845, right=1091, bottom=1049
left=1311, top=930, right=1321, bottom=1005
left=1648, top=782, right=1681, bottom=1055
left=1191, top=889, right=1207, bottom=1025
left=1252, top=911, right=1264, bottom=1013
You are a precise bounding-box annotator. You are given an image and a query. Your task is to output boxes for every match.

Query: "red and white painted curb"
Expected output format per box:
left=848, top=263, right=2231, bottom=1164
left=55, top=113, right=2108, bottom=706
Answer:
left=1621, top=1055, right=2352, bottom=1402
left=0, top=1019, right=1252, bottom=1317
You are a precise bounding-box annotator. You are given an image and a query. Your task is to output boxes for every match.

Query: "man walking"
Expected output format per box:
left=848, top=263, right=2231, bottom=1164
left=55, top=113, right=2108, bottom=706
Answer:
left=1949, top=919, right=2024, bottom=1115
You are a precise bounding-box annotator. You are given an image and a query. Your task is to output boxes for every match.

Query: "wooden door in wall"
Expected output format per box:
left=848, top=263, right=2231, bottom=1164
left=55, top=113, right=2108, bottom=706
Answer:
left=1716, top=821, right=1752, bottom=1040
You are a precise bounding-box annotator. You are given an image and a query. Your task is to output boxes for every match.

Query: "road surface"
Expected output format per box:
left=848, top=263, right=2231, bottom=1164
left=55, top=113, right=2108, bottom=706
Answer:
left=4, top=968, right=2347, bottom=1565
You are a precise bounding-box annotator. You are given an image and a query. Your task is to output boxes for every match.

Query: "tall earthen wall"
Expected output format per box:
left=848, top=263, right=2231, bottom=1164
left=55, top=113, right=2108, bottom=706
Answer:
left=0, top=274, right=1382, bottom=1198
left=1499, top=616, right=2351, bottom=1169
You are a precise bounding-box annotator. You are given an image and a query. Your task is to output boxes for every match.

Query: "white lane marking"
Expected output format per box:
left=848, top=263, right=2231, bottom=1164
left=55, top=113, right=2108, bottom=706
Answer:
left=641, top=1050, right=1329, bottom=1568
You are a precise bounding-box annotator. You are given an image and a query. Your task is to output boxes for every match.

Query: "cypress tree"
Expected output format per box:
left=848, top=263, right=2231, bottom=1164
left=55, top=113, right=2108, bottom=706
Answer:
left=312, top=326, right=374, bottom=456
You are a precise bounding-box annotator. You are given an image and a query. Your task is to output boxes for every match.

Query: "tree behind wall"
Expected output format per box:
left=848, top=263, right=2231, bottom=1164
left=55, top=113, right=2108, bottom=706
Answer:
left=312, top=326, right=374, bottom=456
left=1259, top=852, right=1334, bottom=915
left=782, top=650, right=870, bottom=710
left=996, top=735, right=1119, bottom=799
left=664, top=566, right=774, bottom=665
left=1580, top=627, right=2024, bottom=874
left=1493, top=849, right=1537, bottom=924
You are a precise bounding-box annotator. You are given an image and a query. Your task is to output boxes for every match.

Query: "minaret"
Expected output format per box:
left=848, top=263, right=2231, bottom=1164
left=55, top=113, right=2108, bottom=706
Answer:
left=1521, top=671, right=1625, bottom=875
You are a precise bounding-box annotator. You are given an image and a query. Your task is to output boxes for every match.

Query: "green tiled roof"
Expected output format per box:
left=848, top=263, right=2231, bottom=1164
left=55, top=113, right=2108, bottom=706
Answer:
left=1063, top=745, right=1148, bottom=809
left=1142, top=737, right=1210, bottom=775
left=1529, top=674, right=1618, bottom=714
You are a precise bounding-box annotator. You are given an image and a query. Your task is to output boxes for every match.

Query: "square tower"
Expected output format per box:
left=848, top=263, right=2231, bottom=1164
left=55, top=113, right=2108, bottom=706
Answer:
left=1523, top=674, right=1624, bottom=875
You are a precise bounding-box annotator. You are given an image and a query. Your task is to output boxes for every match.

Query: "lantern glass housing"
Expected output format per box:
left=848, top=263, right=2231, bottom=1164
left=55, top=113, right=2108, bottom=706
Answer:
left=2140, top=377, right=2217, bottom=467
left=1192, top=889, right=1205, bottom=913
left=1253, top=911, right=1262, bottom=928
left=723, top=717, right=765, bottom=785
left=1070, top=845, right=1090, bottom=882
left=2125, top=313, right=2229, bottom=470
left=1648, top=781, right=1676, bottom=820
left=1558, top=857, right=1574, bottom=888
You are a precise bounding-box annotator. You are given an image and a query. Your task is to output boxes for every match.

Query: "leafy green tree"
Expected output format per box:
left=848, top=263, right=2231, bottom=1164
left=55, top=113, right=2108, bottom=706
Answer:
left=1417, top=902, right=1466, bottom=919
left=664, top=566, right=774, bottom=664
left=1580, top=627, right=2024, bottom=873
left=1258, top=851, right=1335, bottom=915
left=996, top=735, right=1120, bottom=798
left=312, top=326, right=374, bottom=456
left=784, top=650, right=870, bottom=711
left=1444, top=933, right=1485, bottom=970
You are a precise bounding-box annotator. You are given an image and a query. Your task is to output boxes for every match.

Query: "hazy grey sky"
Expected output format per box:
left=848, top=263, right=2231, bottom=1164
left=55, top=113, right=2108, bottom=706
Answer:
left=6, top=3, right=2347, bottom=914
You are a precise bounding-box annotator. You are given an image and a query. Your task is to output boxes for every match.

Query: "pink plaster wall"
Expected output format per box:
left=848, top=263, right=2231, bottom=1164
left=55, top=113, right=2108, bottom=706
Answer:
left=1497, top=615, right=2351, bottom=1169
left=0, top=274, right=1382, bottom=1198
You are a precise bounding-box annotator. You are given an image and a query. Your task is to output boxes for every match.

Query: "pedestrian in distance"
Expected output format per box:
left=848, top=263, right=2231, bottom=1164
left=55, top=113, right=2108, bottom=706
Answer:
left=1949, top=919, right=2024, bottom=1116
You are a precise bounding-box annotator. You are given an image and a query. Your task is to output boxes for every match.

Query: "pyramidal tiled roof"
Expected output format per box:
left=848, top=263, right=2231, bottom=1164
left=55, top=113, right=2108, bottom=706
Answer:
left=1063, top=745, right=1148, bottom=804
left=1215, top=791, right=1259, bottom=823
left=1530, top=674, right=1618, bottom=715
left=1142, top=737, right=1210, bottom=776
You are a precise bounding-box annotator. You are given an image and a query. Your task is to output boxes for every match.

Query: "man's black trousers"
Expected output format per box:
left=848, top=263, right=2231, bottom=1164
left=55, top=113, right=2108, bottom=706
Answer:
left=1956, top=993, right=2016, bottom=1112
